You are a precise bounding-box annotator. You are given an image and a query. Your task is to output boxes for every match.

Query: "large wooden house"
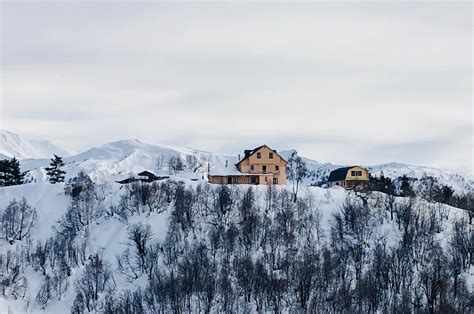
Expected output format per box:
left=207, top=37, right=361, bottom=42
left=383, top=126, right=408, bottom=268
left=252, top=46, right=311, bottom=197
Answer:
left=208, top=145, right=287, bottom=185
left=327, top=166, right=369, bottom=190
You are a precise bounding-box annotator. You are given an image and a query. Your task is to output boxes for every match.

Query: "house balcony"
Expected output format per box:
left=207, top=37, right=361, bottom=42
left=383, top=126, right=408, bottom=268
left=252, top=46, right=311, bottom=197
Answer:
left=247, top=169, right=280, bottom=175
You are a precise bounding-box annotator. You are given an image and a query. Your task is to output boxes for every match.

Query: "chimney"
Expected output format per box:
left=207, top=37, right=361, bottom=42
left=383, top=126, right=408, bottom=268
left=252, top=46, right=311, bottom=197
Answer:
left=238, top=154, right=241, bottom=160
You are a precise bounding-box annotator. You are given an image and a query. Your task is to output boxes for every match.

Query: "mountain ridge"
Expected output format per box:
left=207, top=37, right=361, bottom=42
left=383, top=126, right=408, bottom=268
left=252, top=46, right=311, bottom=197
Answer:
left=2, top=130, right=472, bottom=194
left=0, top=130, right=71, bottom=160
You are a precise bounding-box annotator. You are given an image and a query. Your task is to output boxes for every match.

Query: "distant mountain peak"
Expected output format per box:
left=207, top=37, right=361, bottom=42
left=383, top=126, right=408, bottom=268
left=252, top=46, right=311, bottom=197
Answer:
left=0, top=130, right=70, bottom=160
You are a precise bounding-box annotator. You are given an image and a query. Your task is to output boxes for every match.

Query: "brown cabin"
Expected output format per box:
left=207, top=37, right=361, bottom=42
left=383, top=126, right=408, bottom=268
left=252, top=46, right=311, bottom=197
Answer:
left=208, top=145, right=287, bottom=185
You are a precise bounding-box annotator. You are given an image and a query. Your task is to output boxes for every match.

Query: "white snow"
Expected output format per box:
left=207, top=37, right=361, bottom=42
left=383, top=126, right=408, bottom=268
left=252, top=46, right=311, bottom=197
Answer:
left=0, top=182, right=69, bottom=242
left=0, top=132, right=472, bottom=312
left=0, top=130, right=70, bottom=160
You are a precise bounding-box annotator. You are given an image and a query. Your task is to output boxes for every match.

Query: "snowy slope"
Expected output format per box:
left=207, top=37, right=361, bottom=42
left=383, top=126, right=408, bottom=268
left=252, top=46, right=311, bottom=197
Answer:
left=13, top=140, right=472, bottom=195
left=0, top=183, right=70, bottom=242
left=0, top=136, right=473, bottom=312
left=0, top=130, right=70, bottom=160
left=0, top=180, right=472, bottom=313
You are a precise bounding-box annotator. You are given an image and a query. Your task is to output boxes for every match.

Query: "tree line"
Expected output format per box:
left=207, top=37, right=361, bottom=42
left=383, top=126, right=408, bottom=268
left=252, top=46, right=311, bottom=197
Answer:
left=0, top=154, right=66, bottom=186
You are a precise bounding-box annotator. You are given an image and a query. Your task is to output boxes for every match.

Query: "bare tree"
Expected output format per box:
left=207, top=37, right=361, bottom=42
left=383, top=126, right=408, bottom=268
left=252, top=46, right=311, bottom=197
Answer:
left=286, top=151, right=308, bottom=202
left=186, top=155, right=204, bottom=173
left=128, top=223, right=154, bottom=274
left=0, top=249, right=28, bottom=299
left=74, top=252, right=115, bottom=312
left=2, top=198, right=37, bottom=244
left=168, top=155, right=185, bottom=174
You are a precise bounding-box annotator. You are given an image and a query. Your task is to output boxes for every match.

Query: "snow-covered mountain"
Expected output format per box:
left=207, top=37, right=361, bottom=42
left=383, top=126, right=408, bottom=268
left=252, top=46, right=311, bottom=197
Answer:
left=14, top=137, right=472, bottom=195
left=0, top=135, right=473, bottom=313
left=0, top=130, right=70, bottom=160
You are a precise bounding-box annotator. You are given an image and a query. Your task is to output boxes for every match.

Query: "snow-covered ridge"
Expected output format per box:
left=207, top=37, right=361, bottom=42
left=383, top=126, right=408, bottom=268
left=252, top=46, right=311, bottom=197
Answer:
left=2, top=130, right=472, bottom=194
left=0, top=130, right=70, bottom=160
left=0, top=132, right=472, bottom=313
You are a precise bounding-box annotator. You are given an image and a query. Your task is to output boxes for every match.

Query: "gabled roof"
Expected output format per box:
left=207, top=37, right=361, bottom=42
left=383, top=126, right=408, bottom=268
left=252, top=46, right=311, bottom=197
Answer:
left=236, top=144, right=287, bottom=167
left=244, top=145, right=266, bottom=158
left=137, top=170, right=159, bottom=180
left=116, top=171, right=169, bottom=184
left=328, top=167, right=353, bottom=182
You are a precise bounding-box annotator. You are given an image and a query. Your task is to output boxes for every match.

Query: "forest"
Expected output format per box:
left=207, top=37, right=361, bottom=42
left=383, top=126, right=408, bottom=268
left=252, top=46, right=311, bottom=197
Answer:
left=0, top=170, right=473, bottom=313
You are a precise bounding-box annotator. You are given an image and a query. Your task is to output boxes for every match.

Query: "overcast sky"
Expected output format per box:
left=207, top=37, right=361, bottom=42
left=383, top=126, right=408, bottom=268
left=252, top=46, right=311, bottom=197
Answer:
left=1, top=2, right=472, bottom=174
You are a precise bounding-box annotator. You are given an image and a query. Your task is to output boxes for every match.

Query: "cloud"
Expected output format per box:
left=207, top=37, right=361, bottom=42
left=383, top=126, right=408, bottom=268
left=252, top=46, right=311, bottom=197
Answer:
left=1, top=2, right=472, bottom=174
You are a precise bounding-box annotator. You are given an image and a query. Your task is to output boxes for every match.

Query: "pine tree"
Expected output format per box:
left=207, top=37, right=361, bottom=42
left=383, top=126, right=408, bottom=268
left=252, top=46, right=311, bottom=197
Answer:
left=0, top=157, right=25, bottom=186
left=400, top=175, right=414, bottom=197
left=0, top=159, right=9, bottom=186
left=9, top=157, right=25, bottom=185
left=45, top=154, right=66, bottom=184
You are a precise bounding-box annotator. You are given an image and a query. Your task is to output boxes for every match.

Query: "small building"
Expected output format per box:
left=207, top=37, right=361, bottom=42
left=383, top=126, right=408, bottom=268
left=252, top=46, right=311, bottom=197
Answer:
left=327, top=166, right=369, bottom=190
left=116, top=171, right=169, bottom=184
left=208, top=145, right=287, bottom=185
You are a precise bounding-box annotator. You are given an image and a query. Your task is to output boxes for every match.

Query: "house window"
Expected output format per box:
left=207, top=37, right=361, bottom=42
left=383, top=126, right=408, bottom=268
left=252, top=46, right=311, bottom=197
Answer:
left=262, top=165, right=267, bottom=173
left=251, top=176, right=257, bottom=184
left=351, top=171, right=363, bottom=177
left=250, top=165, right=254, bottom=171
left=227, top=177, right=232, bottom=184
left=257, top=152, right=261, bottom=159
left=275, top=165, right=279, bottom=171
left=273, top=178, right=278, bottom=184
left=269, top=152, right=273, bottom=159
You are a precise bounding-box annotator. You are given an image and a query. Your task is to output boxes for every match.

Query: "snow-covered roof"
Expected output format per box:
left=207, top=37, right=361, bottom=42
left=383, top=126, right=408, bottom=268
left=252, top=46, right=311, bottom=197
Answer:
left=209, top=167, right=243, bottom=176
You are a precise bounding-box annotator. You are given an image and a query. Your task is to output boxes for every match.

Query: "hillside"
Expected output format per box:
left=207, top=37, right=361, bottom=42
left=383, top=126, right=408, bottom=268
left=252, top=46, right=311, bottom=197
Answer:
left=0, top=132, right=473, bottom=313
left=0, top=177, right=472, bottom=313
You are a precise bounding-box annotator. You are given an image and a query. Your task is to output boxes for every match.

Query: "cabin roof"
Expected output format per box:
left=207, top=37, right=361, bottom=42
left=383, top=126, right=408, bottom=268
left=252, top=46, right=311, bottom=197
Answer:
left=328, top=167, right=353, bottom=182
left=236, top=145, right=287, bottom=167
left=328, top=166, right=368, bottom=182
left=116, top=171, right=169, bottom=184
left=137, top=170, right=159, bottom=179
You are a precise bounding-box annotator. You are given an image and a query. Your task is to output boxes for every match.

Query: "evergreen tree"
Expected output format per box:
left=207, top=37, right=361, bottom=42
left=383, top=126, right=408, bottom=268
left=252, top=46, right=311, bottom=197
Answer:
left=45, top=154, right=66, bottom=184
left=0, top=159, right=10, bottom=186
left=369, top=172, right=396, bottom=195
left=400, top=175, right=414, bottom=197
left=9, top=157, right=25, bottom=185
left=434, top=185, right=455, bottom=205
left=0, top=157, right=25, bottom=186
left=380, top=173, right=395, bottom=195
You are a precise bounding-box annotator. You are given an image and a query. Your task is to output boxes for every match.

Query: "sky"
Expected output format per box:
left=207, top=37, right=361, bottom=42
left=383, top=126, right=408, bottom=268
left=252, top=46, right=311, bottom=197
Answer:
left=1, top=2, right=472, bottom=174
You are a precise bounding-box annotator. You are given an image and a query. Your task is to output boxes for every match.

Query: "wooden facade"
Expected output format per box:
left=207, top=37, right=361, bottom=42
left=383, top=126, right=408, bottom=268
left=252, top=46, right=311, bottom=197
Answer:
left=208, top=175, right=259, bottom=185
left=208, top=145, right=287, bottom=185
